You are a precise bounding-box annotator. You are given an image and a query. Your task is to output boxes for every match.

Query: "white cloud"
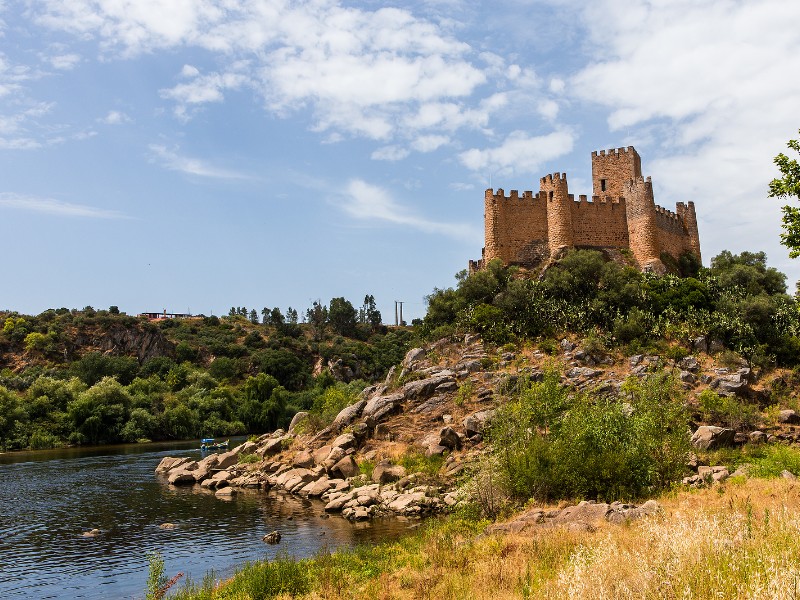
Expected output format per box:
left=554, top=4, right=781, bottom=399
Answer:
left=459, top=129, right=575, bottom=176
left=412, top=135, right=449, bottom=153
left=371, top=145, right=410, bottom=162
left=148, top=144, right=249, bottom=179
left=342, top=179, right=479, bottom=241
left=0, top=192, right=129, bottom=218
left=30, top=1, right=507, bottom=143
left=99, top=110, right=130, bottom=125
left=49, top=53, right=80, bottom=70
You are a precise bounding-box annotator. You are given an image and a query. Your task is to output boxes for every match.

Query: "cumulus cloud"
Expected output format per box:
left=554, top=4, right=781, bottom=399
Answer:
left=459, top=130, right=575, bottom=176
left=371, top=145, right=410, bottom=161
left=49, top=53, right=80, bottom=70
left=28, top=0, right=513, bottom=145
left=0, top=192, right=129, bottom=218
left=342, top=179, right=479, bottom=241
left=148, top=144, right=249, bottom=179
left=99, top=110, right=130, bottom=125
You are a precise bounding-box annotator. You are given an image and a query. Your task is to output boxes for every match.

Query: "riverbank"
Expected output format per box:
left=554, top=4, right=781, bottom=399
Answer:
left=170, top=477, right=800, bottom=599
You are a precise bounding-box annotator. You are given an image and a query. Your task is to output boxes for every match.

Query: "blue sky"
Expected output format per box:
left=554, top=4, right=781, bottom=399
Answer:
left=2, top=0, right=799, bottom=321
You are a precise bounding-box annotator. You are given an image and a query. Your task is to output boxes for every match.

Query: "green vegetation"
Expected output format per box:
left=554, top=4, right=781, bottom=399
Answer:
left=769, top=128, right=800, bottom=257
left=422, top=249, right=798, bottom=369
left=0, top=298, right=415, bottom=450
left=486, top=368, right=689, bottom=503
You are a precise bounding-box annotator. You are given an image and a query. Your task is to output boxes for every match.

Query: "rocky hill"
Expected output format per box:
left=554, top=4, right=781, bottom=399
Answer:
left=156, top=332, right=800, bottom=524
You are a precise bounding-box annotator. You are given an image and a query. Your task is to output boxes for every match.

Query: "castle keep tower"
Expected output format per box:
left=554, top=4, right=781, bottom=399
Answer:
left=469, top=147, right=701, bottom=274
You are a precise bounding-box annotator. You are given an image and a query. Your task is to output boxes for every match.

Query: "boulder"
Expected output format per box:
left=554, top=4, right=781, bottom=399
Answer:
left=288, top=411, right=309, bottom=433
left=362, top=393, right=404, bottom=426
left=312, top=445, right=333, bottom=465
left=263, top=531, right=281, bottom=544
left=403, top=347, right=427, bottom=368
left=331, top=433, right=357, bottom=452
left=168, top=467, right=198, bottom=485
left=463, top=409, right=495, bottom=437
left=779, top=410, right=800, bottom=424
left=372, top=461, right=406, bottom=484
left=215, top=486, right=236, bottom=497
left=331, top=456, right=360, bottom=479
left=259, top=436, right=287, bottom=457
left=275, top=468, right=316, bottom=490
left=155, top=456, right=192, bottom=475
left=401, top=374, right=456, bottom=401
left=159, top=523, right=177, bottom=530
left=331, top=399, right=368, bottom=431
left=192, top=453, right=220, bottom=482
left=749, top=430, right=768, bottom=443
left=292, top=450, right=314, bottom=469
left=438, top=426, right=461, bottom=450
left=691, top=426, right=736, bottom=450
left=678, top=356, right=700, bottom=372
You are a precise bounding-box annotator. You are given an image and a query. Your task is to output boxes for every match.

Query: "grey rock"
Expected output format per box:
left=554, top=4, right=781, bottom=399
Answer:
left=292, top=450, right=314, bottom=469
left=779, top=410, right=800, bottom=424
left=263, top=531, right=281, bottom=544
left=288, top=411, right=309, bottom=433
left=463, top=409, right=496, bottom=437
left=749, top=430, right=768, bottom=443
left=155, top=456, right=192, bottom=475
left=403, top=347, right=427, bottom=368
left=691, top=426, right=736, bottom=450
left=438, top=426, right=461, bottom=450
left=362, top=393, right=404, bottom=426
left=412, top=395, right=448, bottom=414
left=331, top=399, right=368, bottom=431
left=332, top=456, right=360, bottom=479
left=331, top=433, right=357, bottom=452
left=678, top=356, right=700, bottom=372
left=372, top=461, right=406, bottom=484
left=401, top=374, right=456, bottom=400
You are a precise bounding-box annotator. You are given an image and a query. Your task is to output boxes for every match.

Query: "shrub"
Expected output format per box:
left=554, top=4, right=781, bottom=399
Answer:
left=698, top=389, right=759, bottom=430
left=490, top=370, right=690, bottom=502
left=399, top=450, right=445, bottom=477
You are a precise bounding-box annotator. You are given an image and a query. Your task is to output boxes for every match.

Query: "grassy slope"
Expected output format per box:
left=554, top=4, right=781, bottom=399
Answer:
left=173, top=477, right=800, bottom=600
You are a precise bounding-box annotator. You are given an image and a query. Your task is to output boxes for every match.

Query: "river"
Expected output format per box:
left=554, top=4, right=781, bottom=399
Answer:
left=0, top=440, right=416, bottom=599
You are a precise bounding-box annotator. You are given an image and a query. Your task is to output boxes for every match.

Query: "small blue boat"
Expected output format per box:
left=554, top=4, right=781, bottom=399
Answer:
left=200, top=438, right=229, bottom=451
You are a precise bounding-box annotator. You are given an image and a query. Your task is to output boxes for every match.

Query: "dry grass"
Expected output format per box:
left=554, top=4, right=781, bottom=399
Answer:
left=306, top=479, right=800, bottom=600
left=177, top=478, right=800, bottom=600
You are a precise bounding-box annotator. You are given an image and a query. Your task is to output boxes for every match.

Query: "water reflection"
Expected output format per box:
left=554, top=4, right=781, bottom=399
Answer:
left=0, top=441, right=415, bottom=600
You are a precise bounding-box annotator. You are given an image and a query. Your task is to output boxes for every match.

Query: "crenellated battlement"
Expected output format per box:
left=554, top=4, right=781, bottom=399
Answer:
left=591, top=146, right=636, bottom=158
left=472, top=147, right=702, bottom=275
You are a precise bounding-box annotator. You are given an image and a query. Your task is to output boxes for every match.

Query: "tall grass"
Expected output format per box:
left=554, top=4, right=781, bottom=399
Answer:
left=171, top=479, right=800, bottom=599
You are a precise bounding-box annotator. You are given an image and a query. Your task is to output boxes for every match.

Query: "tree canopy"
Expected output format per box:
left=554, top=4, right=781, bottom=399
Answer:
left=769, top=128, right=800, bottom=257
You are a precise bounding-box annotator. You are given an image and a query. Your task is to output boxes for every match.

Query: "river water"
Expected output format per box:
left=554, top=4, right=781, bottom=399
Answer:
left=0, top=440, right=415, bottom=599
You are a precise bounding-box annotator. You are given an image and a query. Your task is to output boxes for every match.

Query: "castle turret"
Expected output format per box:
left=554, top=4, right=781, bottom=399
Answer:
left=676, top=201, right=702, bottom=263
left=625, top=176, right=664, bottom=272
left=541, top=173, right=573, bottom=256
left=483, top=188, right=501, bottom=263
left=592, top=147, right=641, bottom=197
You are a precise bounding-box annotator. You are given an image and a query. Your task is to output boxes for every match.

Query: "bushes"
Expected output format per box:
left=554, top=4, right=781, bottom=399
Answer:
left=489, top=370, right=690, bottom=502
left=697, top=389, right=760, bottom=430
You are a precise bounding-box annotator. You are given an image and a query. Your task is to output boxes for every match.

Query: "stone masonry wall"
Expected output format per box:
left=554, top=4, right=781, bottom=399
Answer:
left=476, top=147, right=701, bottom=273
left=570, top=196, right=630, bottom=248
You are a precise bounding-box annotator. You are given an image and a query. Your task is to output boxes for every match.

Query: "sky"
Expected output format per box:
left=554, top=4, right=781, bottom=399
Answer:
left=1, top=0, right=799, bottom=322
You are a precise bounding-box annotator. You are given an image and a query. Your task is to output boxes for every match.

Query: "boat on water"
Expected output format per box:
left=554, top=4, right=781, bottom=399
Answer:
left=200, top=438, right=229, bottom=451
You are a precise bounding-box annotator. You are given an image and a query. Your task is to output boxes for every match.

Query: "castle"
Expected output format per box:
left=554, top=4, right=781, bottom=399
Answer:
left=469, top=147, right=701, bottom=274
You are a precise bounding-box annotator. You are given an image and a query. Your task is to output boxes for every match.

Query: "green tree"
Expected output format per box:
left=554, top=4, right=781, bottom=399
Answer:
left=67, top=377, right=133, bottom=444
left=328, top=297, right=357, bottom=337
left=769, top=128, right=800, bottom=257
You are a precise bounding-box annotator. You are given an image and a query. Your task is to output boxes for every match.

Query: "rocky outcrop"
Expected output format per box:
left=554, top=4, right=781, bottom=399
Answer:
left=691, top=426, right=736, bottom=450
left=68, top=322, right=174, bottom=362
left=487, top=499, right=662, bottom=534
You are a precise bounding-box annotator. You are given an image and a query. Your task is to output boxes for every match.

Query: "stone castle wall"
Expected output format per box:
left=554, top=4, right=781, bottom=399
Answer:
left=470, top=147, right=701, bottom=274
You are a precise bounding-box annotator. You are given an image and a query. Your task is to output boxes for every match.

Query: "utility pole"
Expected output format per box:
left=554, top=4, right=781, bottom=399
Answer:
left=394, top=301, right=398, bottom=326
left=398, top=301, right=404, bottom=326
